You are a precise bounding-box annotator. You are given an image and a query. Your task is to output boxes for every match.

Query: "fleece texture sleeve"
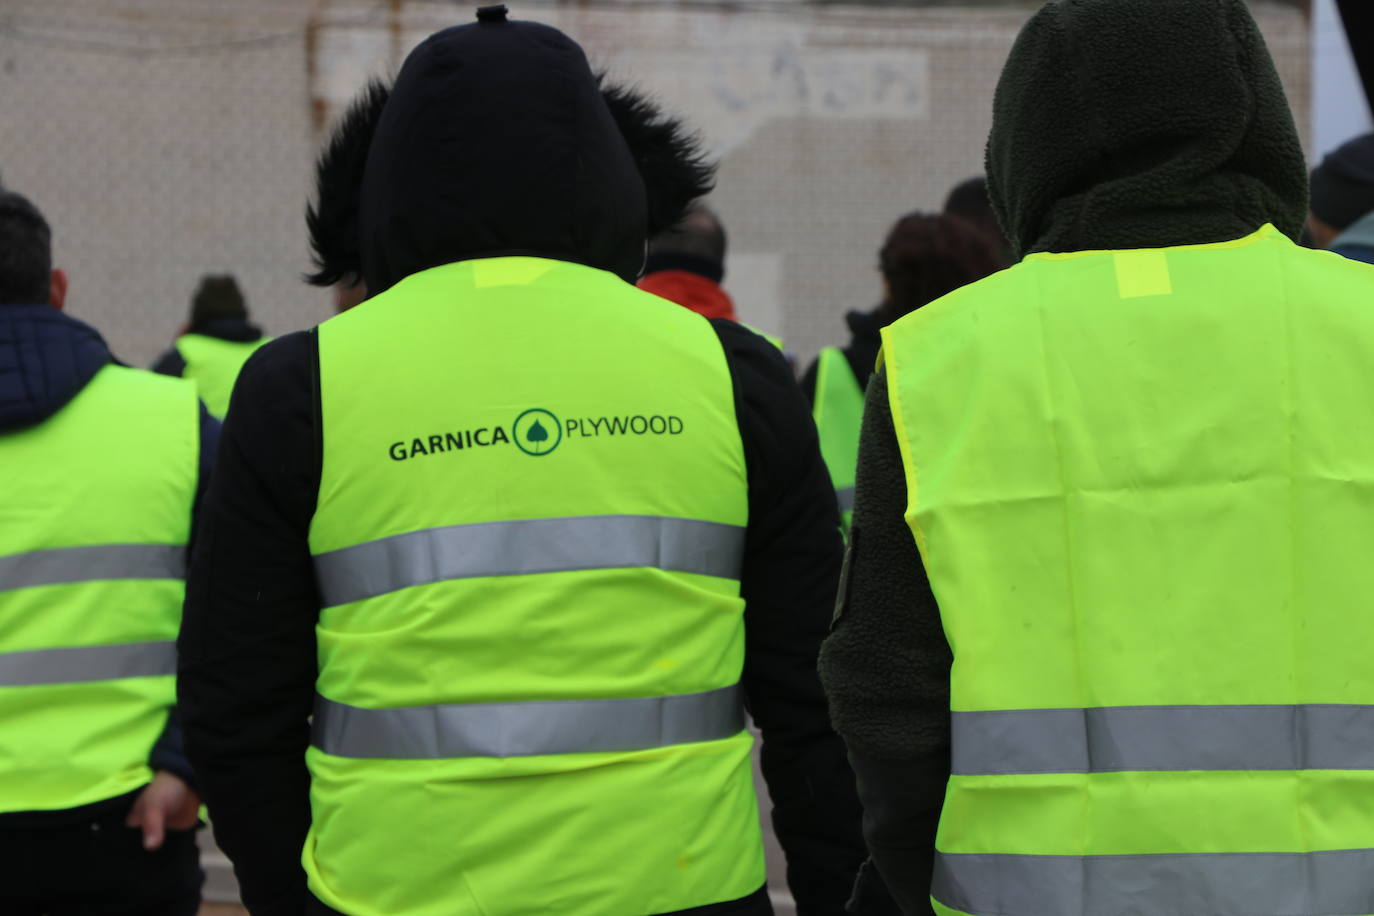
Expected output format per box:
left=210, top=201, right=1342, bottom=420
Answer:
left=818, top=368, right=952, bottom=916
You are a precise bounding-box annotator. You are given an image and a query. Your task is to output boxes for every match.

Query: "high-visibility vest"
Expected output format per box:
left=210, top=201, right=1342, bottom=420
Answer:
left=306, top=256, right=764, bottom=916
left=881, top=224, right=1374, bottom=916
left=743, top=324, right=785, bottom=351
left=174, top=332, right=269, bottom=418
left=812, top=346, right=864, bottom=532
left=0, top=365, right=197, bottom=812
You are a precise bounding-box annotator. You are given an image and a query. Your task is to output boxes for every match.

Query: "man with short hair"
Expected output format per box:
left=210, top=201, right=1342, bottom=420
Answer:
left=638, top=205, right=738, bottom=321
left=822, top=1, right=1374, bottom=914
left=0, top=189, right=214, bottom=914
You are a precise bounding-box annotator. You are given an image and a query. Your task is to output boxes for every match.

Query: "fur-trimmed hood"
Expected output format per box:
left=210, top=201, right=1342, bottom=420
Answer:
left=307, top=12, right=713, bottom=295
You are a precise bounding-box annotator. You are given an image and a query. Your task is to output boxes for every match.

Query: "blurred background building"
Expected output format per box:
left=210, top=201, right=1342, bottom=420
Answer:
left=0, top=0, right=1329, bottom=371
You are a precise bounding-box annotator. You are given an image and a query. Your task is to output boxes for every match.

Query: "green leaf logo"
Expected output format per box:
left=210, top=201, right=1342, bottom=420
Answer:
left=513, top=408, right=562, bottom=456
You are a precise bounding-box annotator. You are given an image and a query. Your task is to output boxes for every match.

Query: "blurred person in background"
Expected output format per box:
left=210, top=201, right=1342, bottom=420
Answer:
left=800, top=213, right=1000, bottom=531
left=638, top=204, right=736, bottom=320
left=1307, top=132, right=1374, bottom=265
left=152, top=274, right=269, bottom=419
left=639, top=204, right=786, bottom=352
left=941, top=176, right=1011, bottom=266
left=0, top=190, right=214, bottom=914
left=179, top=9, right=883, bottom=916
left=822, top=0, right=1374, bottom=914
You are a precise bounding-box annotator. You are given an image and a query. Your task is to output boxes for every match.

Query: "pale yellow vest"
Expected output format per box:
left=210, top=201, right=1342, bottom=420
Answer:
left=883, top=226, right=1374, bottom=916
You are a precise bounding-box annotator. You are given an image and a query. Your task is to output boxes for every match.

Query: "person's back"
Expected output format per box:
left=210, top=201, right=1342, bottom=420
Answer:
left=820, top=2, right=1374, bottom=914
left=887, top=227, right=1374, bottom=912
left=152, top=274, right=268, bottom=418
left=311, top=257, right=759, bottom=914
left=180, top=10, right=874, bottom=916
left=0, top=190, right=210, bottom=914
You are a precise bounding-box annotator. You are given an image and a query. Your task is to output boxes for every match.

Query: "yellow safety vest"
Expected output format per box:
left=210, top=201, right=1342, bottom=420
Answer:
left=812, top=346, right=865, bottom=532
left=175, top=332, right=269, bottom=419
left=882, top=224, right=1374, bottom=916
left=0, top=365, right=197, bottom=812
left=306, top=256, right=764, bottom=916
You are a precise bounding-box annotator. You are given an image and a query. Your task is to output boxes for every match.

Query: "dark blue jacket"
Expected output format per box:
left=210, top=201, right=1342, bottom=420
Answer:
left=1331, top=211, right=1374, bottom=266
left=0, top=304, right=218, bottom=825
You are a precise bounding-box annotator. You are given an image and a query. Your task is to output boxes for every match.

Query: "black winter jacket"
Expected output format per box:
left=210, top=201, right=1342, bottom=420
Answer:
left=818, top=0, right=1310, bottom=912
left=177, top=15, right=868, bottom=916
left=0, top=304, right=216, bottom=828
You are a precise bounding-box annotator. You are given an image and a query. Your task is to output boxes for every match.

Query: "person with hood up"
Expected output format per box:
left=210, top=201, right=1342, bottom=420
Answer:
left=800, top=213, right=1001, bottom=532
left=1307, top=132, right=1374, bottom=265
left=0, top=190, right=215, bottom=913
left=819, top=1, right=1374, bottom=914
left=178, top=7, right=881, bottom=916
left=151, top=274, right=270, bottom=418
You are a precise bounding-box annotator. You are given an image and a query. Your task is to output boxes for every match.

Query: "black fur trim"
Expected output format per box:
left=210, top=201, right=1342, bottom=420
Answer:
left=304, top=79, right=390, bottom=288
left=597, top=75, right=716, bottom=238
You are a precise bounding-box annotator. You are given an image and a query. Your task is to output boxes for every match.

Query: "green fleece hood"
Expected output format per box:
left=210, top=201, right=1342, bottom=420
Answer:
left=987, top=0, right=1308, bottom=259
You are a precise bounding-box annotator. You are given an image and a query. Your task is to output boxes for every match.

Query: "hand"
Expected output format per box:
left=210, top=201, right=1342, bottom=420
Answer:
left=126, top=770, right=200, bottom=850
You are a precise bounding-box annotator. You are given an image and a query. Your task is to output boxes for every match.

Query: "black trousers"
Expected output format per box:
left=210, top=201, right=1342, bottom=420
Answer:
left=306, top=885, right=775, bottom=915
left=0, top=797, right=203, bottom=915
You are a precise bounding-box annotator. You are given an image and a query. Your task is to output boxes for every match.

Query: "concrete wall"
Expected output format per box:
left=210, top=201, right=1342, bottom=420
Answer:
left=2, top=0, right=1310, bottom=369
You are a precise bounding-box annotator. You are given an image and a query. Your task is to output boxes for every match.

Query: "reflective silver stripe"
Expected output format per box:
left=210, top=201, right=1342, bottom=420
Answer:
left=313, top=515, right=745, bottom=607
left=0, top=641, right=177, bottom=687
left=836, top=487, right=855, bottom=513
left=933, top=848, right=1374, bottom=916
left=312, top=683, right=744, bottom=759
left=951, top=704, right=1374, bottom=774
left=0, top=544, right=185, bottom=592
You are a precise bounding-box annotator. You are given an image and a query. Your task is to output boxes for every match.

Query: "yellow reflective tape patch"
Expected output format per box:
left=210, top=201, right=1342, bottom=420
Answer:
left=1114, top=250, right=1173, bottom=299
left=472, top=257, right=555, bottom=288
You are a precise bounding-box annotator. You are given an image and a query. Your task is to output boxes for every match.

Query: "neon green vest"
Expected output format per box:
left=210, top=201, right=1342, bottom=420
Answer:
left=812, top=346, right=864, bottom=531
left=743, top=324, right=785, bottom=351
left=306, top=257, right=764, bottom=916
left=175, top=332, right=269, bottom=418
left=0, top=365, right=197, bottom=812
left=882, top=225, right=1374, bottom=916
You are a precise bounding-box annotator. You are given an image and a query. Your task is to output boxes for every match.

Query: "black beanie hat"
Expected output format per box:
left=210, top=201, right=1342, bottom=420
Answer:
left=1310, top=133, right=1374, bottom=232
left=189, top=275, right=247, bottom=327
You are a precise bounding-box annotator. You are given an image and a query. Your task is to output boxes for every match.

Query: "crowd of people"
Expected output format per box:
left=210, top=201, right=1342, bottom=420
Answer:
left=4, top=1, right=1374, bottom=915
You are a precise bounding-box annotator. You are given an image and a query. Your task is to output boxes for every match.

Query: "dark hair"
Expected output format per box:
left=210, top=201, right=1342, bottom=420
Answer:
left=878, top=212, right=1002, bottom=322
left=648, top=205, right=726, bottom=265
left=943, top=175, right=1010, bottom=263
left=0, top=191, right=53, bottom=305
left=190, top=274, right=248, bottom=327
